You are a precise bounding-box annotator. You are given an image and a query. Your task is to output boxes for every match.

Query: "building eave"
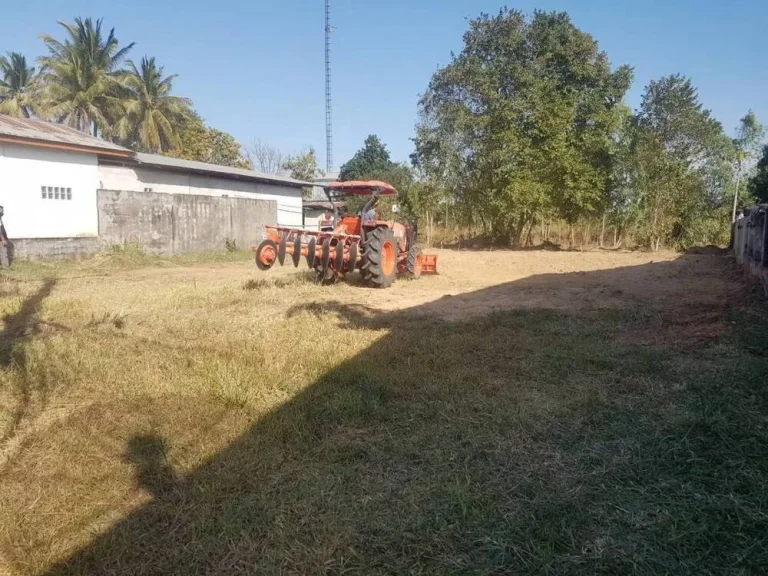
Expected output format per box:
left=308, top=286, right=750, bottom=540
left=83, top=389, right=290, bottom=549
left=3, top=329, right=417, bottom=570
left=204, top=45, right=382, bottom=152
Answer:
left=0, top=135, right=133, bottom=159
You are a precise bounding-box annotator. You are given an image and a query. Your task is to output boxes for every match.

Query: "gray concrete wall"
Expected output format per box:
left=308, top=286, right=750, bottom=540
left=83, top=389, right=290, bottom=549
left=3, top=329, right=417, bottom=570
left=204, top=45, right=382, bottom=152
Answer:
left=733, top=205, right=768, bottom=295
left=98, top=164, right=303, bottom=227
left=97, top=189, right=276, bottom=255
left=10, top=237, right=101, bottom=260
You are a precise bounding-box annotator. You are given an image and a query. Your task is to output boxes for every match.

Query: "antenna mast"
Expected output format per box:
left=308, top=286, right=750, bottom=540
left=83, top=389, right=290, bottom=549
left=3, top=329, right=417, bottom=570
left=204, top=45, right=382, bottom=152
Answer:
left=324, top=0, right=333, bottom=173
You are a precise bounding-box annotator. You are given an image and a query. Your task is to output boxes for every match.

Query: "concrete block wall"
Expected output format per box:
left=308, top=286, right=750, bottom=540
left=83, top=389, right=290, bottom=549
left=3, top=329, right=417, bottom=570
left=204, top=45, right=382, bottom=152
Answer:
left=97, top=189, right=276, bottom=255
left=10, top=237, right=101, bottom=260
left=733, top=205, right=768, bottom=294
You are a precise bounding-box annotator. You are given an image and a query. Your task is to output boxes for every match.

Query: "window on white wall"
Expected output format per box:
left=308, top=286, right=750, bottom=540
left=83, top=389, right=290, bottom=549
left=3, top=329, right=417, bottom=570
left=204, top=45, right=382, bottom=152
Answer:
left=41, top=186, right=73, bottom=200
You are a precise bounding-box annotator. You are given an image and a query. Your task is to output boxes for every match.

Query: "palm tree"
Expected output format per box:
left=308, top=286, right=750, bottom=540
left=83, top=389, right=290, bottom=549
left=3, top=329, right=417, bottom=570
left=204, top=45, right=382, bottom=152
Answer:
left=38, top=17, right=134, bottom=135
left=0, top=52, right=38, bottom=118
left=115, top=57, right=192, bottom=152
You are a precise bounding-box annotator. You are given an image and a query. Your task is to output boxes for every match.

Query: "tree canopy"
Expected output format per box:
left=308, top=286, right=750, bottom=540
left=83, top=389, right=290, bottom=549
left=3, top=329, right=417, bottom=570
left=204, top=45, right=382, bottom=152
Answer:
left=283, top=147, right=321, bottom=181
left=414, top=9, right=633, bottom=244
left=630, top=75, right=735, bottom=249
left=340, top=135, right=413, bottom=190
left=38, top=17, right=134, bottom=137
left=411, top=9, right=748, bottom=249
left=748, top=145, right=768, bottom=204
left=340, top=136, right=393, bottom=181
left=166, top=112, right=251, bottom=169
left=114, top=57, right=192, bottom=153
left=0, top=52, right=38, bottom=118
left=2, top=16, right=250, bottom=168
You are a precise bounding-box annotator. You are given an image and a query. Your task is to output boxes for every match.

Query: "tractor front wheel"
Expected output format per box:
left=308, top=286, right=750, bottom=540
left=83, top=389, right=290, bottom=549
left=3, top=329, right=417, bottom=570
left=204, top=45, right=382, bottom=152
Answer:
left=406, top=244, right=423, bottom=279
left=362, top=227, right=397, bottom=288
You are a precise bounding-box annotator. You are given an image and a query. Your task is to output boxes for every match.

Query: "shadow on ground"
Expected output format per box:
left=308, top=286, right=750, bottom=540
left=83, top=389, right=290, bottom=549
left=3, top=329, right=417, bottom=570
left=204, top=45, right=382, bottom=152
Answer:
left=0, top=278, right=57, bottom=443
left=38, top=256, right=768, bottom=574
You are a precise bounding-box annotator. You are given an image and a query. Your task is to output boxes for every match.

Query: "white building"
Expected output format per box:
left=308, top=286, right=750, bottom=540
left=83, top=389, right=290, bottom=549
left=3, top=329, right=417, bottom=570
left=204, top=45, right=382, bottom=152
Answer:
left=0, top=116, right=132, bottom=240
left=99, top=153, right=305, bottom=228
left=0, top=116, right=310, bottom=256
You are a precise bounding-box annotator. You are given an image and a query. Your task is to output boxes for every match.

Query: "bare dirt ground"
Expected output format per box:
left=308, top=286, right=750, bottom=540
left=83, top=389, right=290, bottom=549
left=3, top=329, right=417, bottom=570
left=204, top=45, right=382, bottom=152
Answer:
left=76, top=247, right=746, bottom=319
left=63, top=247, right=750, bottom=352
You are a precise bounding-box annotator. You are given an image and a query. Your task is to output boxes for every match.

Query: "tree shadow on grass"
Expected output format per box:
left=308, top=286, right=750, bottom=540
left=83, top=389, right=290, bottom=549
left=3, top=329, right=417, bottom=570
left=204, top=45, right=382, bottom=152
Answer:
left=0, top=278, right=56, bottom=443
left=42, top=257, right=768, bottom=574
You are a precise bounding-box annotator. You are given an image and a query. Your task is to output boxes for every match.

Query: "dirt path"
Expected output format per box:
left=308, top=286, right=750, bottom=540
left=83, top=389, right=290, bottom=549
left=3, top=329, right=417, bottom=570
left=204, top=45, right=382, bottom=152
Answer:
left=91, top=248, right=747, bottom=320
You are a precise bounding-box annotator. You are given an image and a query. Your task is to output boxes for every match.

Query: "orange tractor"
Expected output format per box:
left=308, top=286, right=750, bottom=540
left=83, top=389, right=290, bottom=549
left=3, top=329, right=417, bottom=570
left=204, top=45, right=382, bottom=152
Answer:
left=253, top=180, right=437, bottom=287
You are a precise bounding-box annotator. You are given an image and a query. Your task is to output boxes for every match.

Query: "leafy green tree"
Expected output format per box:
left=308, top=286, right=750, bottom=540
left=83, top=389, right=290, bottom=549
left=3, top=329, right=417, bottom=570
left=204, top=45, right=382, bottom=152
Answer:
left=114, top=57, right=192, bottom=153
left=339, top=135, right=414, bottom=192
left=208, top=129, right=251, bottom=169
left=283, top=147, right=321, bottom=182
left=339, top=135, right=395, bottom=181
left=167, top=112, right=210, bottom=161
left=165, top=112, right=251, bottom=168
left=38, top=17, right=134, bottom=135
left=731, top=111, right=764, bottom=218
left=0, top=52, right=39, bottom=118
left=282, top=147, right=321, bottom=198
left=632, top=75, right=734, bottom=249
left=748, top=144, right=768, bottom=204
left=605, top=106, right=642, bottom=246
left=338, top=135, right=414, bottom=217
left=414, top=9, right=632, bottom=244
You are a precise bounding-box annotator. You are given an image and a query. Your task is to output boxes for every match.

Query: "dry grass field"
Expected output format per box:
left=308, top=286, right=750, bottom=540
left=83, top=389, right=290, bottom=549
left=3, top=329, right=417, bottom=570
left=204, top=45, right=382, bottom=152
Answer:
left=1, top=248, right=767, bottom=575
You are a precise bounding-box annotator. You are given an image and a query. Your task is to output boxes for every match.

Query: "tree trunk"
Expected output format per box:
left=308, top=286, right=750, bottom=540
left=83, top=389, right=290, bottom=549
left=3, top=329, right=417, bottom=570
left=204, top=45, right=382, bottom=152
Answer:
left=513, top=213, right=527, bottom=247
left=525, top=214, right=535, bottom=247
left=429, top=212, right=434, bottom=247
left=570, top=224, right=575, bottom=248
left=732, top=166, right=742, bottom=223
left=600, top=213, right=607, bottom=247
left=584, top=223, right=591, bottom=247
left=613, top=225, right=618, bottom=248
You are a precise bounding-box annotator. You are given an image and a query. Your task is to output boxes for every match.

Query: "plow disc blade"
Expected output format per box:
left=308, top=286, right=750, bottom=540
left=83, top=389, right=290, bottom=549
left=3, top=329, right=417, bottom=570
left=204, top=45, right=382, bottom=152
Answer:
left=277, top=232, right=288, bottom=266
left=345, top=241, right=358, bottom=273
left=334, top=240, right=345, bottom=272
left=306, top=237, right=317, bottom=269
left=292, top=235, right=302, bottom=267
left=321, top=237, right=332, bottom=272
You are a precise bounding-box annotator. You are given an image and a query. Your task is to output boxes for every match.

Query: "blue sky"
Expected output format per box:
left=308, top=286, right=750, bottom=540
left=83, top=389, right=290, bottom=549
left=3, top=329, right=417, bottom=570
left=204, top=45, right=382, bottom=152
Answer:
left=2, top=0, right=766, bottom=171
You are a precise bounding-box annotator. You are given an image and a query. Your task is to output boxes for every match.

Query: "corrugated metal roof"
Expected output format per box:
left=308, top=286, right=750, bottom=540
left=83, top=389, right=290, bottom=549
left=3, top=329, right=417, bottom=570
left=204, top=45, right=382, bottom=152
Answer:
left=0, top=115, right=130, bottom=154
left=135, top=153, right=313, bottom=188
left=0, top=116, right=313, bottom=188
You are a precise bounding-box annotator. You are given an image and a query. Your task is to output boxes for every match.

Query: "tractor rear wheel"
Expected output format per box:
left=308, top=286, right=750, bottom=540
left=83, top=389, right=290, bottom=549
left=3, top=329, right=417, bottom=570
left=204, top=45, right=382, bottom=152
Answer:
left=406, top=244, right=423, bottom=279
left=362, top=227, right=397, bottom=288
